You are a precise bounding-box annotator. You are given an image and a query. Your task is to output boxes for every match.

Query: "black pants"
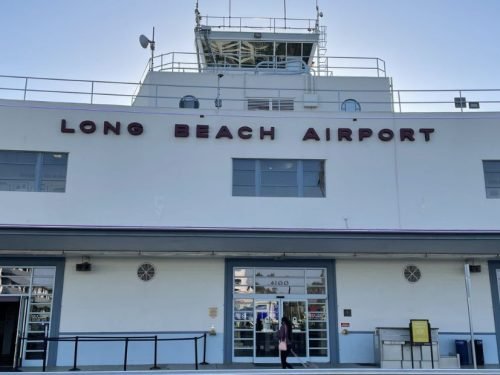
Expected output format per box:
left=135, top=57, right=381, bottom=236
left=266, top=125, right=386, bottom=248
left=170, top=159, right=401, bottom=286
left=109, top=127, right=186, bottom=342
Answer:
left=280, top=349, right=293, bottom=369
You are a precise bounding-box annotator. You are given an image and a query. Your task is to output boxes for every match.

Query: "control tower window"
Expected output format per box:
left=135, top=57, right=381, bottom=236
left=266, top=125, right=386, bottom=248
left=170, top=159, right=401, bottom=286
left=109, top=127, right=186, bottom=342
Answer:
left=276, top=42, right=313, bottom=65
left=179, top=95, right=200, bottom=109
left=341, top=99, right=361, bottom=112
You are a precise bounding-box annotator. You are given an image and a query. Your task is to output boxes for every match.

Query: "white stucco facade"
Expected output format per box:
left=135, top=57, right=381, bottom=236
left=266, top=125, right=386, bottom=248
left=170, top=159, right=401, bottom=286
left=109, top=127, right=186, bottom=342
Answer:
left=1, top=13, right=500, bottom=370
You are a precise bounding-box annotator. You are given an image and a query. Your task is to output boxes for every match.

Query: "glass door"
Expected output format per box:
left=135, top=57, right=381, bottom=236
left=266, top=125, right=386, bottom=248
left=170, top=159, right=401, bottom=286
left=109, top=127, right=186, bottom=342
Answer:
left=232, top=267, right=329, bottom=363
left=282, top=300, right=307, bottom=357
left=255, top=300, right=279, bottom=359
left=253, top=299, right=307, bottom=362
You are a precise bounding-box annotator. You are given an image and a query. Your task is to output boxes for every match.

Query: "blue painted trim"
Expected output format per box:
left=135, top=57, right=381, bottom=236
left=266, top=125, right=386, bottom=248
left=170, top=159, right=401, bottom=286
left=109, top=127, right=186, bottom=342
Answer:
left=488, top=260, right=500, bottom=363
left=0, top=256, right=65, bottom=367
left=224, top=258, right=337, bottom=365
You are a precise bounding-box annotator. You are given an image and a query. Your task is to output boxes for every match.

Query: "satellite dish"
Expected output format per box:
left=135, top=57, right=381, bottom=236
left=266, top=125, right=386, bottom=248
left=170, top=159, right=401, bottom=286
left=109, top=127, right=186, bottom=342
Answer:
left=139, top=34, right=150, bottom=49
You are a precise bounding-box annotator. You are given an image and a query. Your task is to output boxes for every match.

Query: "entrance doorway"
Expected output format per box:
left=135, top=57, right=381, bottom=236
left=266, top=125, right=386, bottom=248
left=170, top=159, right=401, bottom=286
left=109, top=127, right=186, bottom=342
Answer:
left=0, top=299, right=20, bottom=367
left=255, top=299, right=307, bottom=360
left=232, top=266, right=330, bottom=363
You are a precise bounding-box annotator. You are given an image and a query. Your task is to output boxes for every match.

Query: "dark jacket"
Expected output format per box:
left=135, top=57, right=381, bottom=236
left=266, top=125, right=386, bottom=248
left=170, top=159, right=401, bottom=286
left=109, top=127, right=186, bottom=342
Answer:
left=278, top=322, right=292, bottom=345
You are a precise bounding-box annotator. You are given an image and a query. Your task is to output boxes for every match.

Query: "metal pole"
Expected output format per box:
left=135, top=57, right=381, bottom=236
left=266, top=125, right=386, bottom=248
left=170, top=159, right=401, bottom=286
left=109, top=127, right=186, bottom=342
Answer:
left=23, top=78, right=28, bottom=101
left=283, top=0, right=287, bottom=29
left=13, top=334, right=21, bottom=370
left=124, top=338, right=129, bottom=371
left=229, top=0, right=231, bottom=27
left=42, top=335, right=48, bottom=372
left=464, top=263, right=478, bottom=369
left=194, top=338, right=199, bottom=370
left=200, top=333, right=208, bottom=365
left=69, top=336, right=80, bottom=371
left=150, top=335, right=161, bottom=370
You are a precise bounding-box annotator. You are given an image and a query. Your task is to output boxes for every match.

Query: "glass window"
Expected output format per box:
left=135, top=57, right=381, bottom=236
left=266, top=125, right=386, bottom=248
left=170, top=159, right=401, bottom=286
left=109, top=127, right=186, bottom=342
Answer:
left=0, top=150, right=68, bottom=192
left=341, top=99, right=361, bottom=112
left=179, top=95, right=200, bottom=109
left=232, top=159, right=325, bottom=197
left=234, top=268, right=327, bottom=295
left=248, top=98, right=294, bottom=111
left=483, top=161, right=500, bottom=198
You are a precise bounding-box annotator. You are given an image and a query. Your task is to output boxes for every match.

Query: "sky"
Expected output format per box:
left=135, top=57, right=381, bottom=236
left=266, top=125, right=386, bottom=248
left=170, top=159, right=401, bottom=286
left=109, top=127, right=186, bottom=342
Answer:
left=1, top=0, right=500, bottom=92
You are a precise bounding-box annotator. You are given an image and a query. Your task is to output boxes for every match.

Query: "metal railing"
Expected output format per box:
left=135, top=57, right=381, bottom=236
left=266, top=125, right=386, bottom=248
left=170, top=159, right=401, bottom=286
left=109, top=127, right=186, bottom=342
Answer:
left=199, top=15, right=319, bottom=33
left=14, top=332, right=210, bottom=371
left=144, top=52, right=386, bottom=78
left=1, top=74, right=500, bottom=113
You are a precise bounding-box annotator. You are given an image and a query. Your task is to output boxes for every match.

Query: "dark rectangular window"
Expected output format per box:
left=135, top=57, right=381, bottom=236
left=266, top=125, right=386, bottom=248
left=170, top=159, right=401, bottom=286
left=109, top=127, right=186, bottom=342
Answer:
left=483, top=160, right=500, bottom=199
left=0, top=150, right=68, bottom=192
left=233, top=159, right=325, bottom=197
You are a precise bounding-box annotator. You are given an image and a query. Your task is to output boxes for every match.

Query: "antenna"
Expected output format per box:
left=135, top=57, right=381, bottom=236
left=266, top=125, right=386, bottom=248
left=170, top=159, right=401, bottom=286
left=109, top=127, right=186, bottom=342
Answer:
left=195, top=0, right=201, bottom=27
left=315, top=0, right=323, bottom=31
left=139, top=27, right=156, bottom=71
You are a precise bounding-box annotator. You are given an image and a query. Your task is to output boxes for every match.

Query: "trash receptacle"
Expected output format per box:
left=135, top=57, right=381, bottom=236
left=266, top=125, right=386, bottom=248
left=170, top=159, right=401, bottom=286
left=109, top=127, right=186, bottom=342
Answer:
left=455, top=340, right=470, bottom=366
left=473, top=340, right=484, bottom=366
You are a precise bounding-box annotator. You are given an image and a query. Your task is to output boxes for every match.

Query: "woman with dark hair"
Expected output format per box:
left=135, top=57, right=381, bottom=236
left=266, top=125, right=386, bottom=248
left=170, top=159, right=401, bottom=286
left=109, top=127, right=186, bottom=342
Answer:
left=278, top=316, right=293, bottom=369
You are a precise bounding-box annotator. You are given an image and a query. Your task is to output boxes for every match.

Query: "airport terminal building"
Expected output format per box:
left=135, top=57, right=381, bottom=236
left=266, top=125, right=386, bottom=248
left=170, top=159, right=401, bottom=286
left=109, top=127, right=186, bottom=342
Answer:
left=1, top=5, right=500, bottom=370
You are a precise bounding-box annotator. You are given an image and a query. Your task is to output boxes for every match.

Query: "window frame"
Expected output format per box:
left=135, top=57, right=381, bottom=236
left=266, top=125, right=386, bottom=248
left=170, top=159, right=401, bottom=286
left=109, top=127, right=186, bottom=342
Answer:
left=341, top=99, right=361, bottom=112
left=483, top=160, right=500, bottom=199
left=0, top=150, right=68, bottom=193
left=232, top=158, right=325, bottom=198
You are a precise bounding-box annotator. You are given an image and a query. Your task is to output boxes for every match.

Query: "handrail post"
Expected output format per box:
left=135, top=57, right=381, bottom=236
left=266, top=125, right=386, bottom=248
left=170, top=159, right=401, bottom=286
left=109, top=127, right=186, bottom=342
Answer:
left=69, top=336, right=80, bottom=371
left=200, top=333, right=209, bottom=365
left=23, top=78, right=28, bottom=101
left=150, top=335, right=161, bottom=370
left=90, top=81, right=94, bottom=104
left=42, top=336, right=48, bottom=372
left=194, top=337, right=199, bottom=370
left=13, top=333, right=21, bottom=370
left=124, top=337, right=129, bottom=371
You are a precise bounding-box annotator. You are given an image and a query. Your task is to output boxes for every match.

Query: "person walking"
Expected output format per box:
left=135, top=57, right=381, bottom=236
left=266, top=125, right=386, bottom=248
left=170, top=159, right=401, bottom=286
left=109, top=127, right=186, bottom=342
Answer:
left=278, top=316, right=293, bottom=369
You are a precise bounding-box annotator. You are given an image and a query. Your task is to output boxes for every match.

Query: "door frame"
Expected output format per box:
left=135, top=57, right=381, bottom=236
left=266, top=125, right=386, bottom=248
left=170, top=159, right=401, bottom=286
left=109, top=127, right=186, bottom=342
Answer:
left=0, top=297, right=20, bottom=368
left=224, top=258, right=338, bottom=365
left=488, top=261, right=500, bottom=363
left=0, top=257, right=65, bottom=367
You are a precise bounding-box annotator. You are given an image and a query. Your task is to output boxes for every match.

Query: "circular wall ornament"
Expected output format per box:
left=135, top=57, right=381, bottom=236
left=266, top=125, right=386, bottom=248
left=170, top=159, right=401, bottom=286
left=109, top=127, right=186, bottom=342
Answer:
left=403, top=264, right=421, bottom=283
left=137, top=263, right=155, bottom=281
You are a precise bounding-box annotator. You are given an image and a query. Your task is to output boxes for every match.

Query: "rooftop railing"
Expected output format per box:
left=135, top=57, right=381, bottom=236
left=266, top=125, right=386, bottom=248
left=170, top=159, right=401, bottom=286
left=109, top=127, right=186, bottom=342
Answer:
left=143, top=52, right=387, bottom=78
left=1, top=74, right=499, bottom=113
left=198, top=15, right=319, bottom=33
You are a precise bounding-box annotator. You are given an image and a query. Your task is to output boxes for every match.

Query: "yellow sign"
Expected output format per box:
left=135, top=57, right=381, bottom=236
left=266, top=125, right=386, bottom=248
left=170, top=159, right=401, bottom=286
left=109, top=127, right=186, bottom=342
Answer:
left=410, top=320, right=430, bottom=344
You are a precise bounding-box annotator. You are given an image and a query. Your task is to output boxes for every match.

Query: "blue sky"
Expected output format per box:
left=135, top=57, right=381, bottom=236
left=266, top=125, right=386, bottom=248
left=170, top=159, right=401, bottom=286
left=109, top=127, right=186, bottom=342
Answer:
left=1, top=0, right=499, bottom=91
